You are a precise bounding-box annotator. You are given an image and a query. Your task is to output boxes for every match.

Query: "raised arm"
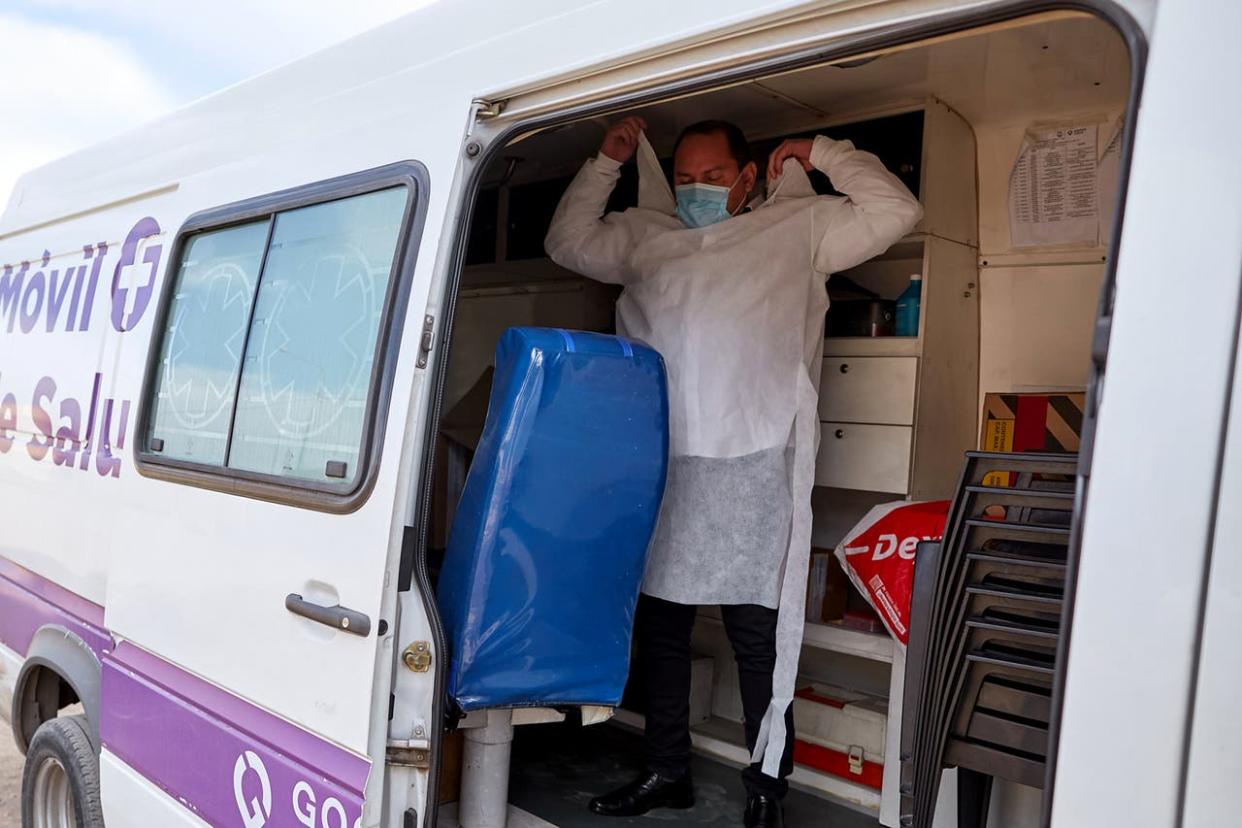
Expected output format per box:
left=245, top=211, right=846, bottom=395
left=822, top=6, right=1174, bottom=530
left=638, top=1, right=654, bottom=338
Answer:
left=544, top=117, right=647, bottom=285
left=769, top=136, right=924, bottom=274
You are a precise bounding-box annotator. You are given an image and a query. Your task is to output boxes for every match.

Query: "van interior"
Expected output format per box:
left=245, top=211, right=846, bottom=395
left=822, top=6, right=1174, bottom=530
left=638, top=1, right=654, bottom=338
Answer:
left=426, top=10, right=1131, bottom=827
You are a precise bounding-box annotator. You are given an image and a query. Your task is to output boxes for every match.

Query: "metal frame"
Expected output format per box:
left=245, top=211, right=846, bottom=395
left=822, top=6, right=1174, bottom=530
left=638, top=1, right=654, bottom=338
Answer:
left=1173, top=230, right=1242, bottom=827
left=133, top=161, right=431, bottom=514
left=407, top=3, right=1146, bottom=826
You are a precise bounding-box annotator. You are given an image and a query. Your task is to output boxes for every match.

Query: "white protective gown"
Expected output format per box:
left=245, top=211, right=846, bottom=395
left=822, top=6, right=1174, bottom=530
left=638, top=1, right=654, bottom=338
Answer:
left=545, top=134, right=922, bottom=774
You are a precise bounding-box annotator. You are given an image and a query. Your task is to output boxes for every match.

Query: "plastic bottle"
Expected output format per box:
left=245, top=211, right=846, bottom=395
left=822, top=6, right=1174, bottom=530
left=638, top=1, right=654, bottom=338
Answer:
left=895, top=273, right=922, bottom=337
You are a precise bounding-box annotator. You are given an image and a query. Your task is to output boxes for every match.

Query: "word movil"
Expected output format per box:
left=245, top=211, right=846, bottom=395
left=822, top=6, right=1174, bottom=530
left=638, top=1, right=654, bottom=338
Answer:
left=0, top=216, right=162, bottom=480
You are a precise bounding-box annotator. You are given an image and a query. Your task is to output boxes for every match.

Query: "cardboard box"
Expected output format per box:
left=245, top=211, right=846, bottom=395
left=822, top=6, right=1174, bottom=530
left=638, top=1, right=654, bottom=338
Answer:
left=438, top=730, right=464, bottom=804
left=806, top=549, right=849, bottom=623
left=430, top=368, right=495, bottom=550
left=979, top=391, right=1085, bottom=486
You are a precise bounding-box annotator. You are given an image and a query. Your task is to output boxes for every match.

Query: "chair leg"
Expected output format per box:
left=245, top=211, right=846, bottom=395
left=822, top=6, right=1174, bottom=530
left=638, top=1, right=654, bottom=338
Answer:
left=957, top=768, right=993, bottom=828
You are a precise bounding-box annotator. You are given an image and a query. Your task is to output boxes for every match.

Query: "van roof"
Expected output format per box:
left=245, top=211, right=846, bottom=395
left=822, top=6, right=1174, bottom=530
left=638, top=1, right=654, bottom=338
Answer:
left=0, top=0, right=1146, bottom=238
left=2, top=0, right=818, bottom=236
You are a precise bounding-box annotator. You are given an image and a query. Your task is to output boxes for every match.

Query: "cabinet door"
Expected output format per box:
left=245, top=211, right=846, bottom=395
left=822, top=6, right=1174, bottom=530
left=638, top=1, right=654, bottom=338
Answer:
left=819, top=357, right=918, bottom=425
left=816, top=423, right=912, bottom=493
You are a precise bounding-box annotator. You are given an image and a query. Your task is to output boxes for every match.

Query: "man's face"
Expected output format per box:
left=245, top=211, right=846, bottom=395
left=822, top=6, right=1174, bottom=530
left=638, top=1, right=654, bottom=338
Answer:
left=673, top=132, right=757, bottom=214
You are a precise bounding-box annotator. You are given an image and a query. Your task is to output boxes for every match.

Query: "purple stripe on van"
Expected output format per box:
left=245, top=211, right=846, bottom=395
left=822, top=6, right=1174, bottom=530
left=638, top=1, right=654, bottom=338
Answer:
left=102, top=642, right=371, bottom=827
left=0, top=556, right=112, bottom=659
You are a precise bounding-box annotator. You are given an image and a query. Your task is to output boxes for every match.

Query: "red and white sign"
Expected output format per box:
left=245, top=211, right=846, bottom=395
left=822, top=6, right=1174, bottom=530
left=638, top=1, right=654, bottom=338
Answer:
left=833, top=500, right=950, bottom=647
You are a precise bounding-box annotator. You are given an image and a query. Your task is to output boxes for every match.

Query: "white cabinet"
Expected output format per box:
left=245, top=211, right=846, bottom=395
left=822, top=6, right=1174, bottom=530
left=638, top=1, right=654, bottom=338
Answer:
left=818, top=357, right=918, bottom=425
left=803, top=99, right=980, bottom=828
left=815, top=231, right=979, bottom=503
left=816, top=423, right=913, bottom=493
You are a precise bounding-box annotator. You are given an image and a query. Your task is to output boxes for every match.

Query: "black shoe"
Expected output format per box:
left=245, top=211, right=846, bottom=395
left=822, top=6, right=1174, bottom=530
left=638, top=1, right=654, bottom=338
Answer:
left=588, top=770, right=695, bottom=817
left=744, top=794, right=784, bottom=828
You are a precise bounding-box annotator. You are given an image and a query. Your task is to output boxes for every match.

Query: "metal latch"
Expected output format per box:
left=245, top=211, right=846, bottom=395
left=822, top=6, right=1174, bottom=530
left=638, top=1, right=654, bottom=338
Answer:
left=472, top=98, right=506, bottom=120
left=403, top=641, right=432, bottom=672
left=848, top=745, right=864, bottom=776
left=416, top=315, right=434, bottom=369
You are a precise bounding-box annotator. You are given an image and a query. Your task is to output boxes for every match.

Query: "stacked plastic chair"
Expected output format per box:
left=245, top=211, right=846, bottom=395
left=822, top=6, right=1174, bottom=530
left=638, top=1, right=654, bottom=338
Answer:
left=899, top=451, right=1078, bottom=827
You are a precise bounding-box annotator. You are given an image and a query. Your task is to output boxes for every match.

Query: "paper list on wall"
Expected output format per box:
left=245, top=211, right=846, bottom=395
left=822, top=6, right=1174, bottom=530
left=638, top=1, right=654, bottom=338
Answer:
left=1096, top=117, right=1124, bottom=237
left=1008, top=124, right=1098, bottom=247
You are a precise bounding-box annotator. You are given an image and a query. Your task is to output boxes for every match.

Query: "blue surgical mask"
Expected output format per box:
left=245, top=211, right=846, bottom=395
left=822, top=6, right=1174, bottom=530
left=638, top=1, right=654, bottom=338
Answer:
left=676, top=176, right=743, bottom=229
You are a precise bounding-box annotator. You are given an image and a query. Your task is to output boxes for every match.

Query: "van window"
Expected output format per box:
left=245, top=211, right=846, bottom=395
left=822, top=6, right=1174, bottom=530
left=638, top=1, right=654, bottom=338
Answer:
left=228, top=188, right=405, bottom=482
left=147, top=220, right=268, bottom=465
left=141, top=167, right=423, bottom=502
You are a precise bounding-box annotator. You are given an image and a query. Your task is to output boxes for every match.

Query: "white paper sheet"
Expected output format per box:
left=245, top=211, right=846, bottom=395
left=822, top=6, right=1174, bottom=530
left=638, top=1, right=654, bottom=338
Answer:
left=1096, top=117, right=1125, bottom=238
left=1009, top=124, right=1099, bottom=248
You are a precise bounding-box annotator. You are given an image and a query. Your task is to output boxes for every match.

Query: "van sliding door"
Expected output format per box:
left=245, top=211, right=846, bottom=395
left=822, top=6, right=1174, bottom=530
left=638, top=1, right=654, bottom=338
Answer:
left=105, top=164, right=431, bottom=827
left=1049, top=1, right=1242, bottom=824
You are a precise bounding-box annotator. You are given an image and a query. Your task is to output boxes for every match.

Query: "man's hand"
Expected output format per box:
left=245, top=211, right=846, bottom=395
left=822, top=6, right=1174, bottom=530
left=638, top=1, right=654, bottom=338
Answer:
left=600, top=116, right=648, bottom=164
left=767, top=138, right=815, bottom=181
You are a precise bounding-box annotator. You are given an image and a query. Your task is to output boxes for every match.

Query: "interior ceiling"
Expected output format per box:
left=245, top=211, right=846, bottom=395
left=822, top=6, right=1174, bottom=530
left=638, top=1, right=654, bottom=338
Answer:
left=493, top=12, right=1130, bottom=187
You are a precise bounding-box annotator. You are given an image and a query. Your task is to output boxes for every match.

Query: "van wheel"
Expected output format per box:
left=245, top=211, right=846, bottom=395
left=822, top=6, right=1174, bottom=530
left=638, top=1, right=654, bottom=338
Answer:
left=21, top=715, right=104, bottom=828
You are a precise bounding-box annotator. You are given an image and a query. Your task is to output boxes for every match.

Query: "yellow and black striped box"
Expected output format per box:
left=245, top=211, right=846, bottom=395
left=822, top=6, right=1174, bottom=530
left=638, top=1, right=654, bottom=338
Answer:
left=979, top=392, right=1085, bottom=486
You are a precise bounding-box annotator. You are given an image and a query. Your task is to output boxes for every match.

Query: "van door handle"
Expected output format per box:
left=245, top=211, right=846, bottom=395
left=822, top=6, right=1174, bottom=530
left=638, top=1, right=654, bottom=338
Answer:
left=285, top=594, right=372, bottom=637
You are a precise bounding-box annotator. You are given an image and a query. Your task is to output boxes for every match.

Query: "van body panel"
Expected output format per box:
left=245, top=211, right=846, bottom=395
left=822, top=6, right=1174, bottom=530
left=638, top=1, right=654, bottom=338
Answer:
left=0, top=94, right=457, bottom=828
left=1, top=1, right=1154, bottom=237
left=0, top=642, right=21, bottom=732
left=1181, top=312, right=1242, bottom=825
left=18, top=626, right=106, bottom=751
left=0, top=171, right=416, bottom=752
left=100, top=750, right=212, bottom=827
left=1051, top=0, right=1242, bottom=824
left=0, top=2, right=1175, bottom=826
left=0, top=557, right=111, bottom=663
left=0, top=556, right=111, bottom=750
left=0, top=197, right=176, bottom=609
left=100, top=642, right=371, bottom=827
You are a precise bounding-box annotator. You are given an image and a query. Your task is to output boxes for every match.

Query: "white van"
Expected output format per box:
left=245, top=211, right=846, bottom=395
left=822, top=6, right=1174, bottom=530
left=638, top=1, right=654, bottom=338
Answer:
left=1, top=0, right=1238, bottom=826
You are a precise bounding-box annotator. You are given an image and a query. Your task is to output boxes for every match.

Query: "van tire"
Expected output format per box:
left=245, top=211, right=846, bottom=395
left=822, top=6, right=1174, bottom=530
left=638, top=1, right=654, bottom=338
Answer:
left=20, top=715, right=105, bottom=828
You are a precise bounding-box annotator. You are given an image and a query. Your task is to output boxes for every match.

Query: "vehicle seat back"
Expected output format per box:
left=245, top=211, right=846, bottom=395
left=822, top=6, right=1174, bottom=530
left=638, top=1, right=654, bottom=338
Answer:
left=436, top=327, right=669, bottom=712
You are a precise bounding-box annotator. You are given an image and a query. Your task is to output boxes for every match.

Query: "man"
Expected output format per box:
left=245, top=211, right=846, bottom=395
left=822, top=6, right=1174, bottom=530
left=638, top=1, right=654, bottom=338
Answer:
left=545, top=116, right=921, bottom=827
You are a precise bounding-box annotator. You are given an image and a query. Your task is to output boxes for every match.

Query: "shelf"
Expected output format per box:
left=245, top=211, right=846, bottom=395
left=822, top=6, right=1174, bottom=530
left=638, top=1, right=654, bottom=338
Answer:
left=810, top=486, right=901, bottom=548
left=979, top=246, right=1108, bottom=268
left=613, top=711, right=883, bottom=812
left=700, top=605, right=894, bottom=663
left=868, top=233, right=927, bottom=262
left=803, top=621, right=894, bottom=664
left=690, top=716, right=883, bottom=813
left=823, top=337, right=920, bottom=357
left=611, top=710, right=884, bottom=814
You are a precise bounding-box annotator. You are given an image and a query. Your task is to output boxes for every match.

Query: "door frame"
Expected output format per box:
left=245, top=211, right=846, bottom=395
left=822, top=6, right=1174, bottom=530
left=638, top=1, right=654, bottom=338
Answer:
left=402, top=3, right=1148, bottom=827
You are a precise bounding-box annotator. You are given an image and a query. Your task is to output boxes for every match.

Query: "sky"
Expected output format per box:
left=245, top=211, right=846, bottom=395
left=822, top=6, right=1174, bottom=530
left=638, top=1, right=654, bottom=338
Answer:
left=0, top=0, right=439, bottom=209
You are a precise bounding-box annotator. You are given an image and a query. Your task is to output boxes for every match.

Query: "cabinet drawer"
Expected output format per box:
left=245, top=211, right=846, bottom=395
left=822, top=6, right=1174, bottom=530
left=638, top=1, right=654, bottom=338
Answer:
left=819, top=357, right=918, bottom=425
left=815, top=423, right=912, bottom=494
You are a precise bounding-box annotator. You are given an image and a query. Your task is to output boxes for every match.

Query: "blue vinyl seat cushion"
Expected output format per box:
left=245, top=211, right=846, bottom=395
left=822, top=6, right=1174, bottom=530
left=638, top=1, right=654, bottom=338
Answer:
left=436, top=327, right=669, bottom=712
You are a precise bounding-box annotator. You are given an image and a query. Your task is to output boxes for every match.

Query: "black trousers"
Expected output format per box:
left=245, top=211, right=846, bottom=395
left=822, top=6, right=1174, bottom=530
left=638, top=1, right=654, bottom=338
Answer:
left=637, top=594, right=795, bottom=799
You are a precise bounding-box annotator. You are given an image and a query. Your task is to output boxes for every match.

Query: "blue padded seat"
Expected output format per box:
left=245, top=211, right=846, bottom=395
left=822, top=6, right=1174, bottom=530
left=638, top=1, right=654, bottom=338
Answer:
left=437, top=327, right=669, bottom=712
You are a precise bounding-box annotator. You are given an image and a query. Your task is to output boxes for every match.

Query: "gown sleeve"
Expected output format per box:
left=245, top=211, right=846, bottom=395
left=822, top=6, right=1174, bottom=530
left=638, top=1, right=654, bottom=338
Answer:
left=809, top=136, right=924, bottom=274
left=544, top=154, right=639, bottom=285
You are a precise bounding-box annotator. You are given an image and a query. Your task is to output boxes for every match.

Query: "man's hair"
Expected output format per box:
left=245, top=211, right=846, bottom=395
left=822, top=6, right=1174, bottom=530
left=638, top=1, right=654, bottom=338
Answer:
left=673, top=120, right=753, bottom=168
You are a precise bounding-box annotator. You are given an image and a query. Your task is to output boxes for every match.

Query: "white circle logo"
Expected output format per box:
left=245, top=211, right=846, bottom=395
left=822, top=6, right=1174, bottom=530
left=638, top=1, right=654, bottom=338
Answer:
left=233, top=750, right=273, bottom=828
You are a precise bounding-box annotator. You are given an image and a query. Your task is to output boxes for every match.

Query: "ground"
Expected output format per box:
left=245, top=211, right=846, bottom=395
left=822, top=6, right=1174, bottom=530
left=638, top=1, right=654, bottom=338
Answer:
left=1, top=720, right=21, bottom=825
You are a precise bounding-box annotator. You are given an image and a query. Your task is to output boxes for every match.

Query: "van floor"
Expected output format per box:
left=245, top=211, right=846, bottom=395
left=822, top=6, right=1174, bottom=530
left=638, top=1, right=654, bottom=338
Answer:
left=505, top=721, right=878, bottom=827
